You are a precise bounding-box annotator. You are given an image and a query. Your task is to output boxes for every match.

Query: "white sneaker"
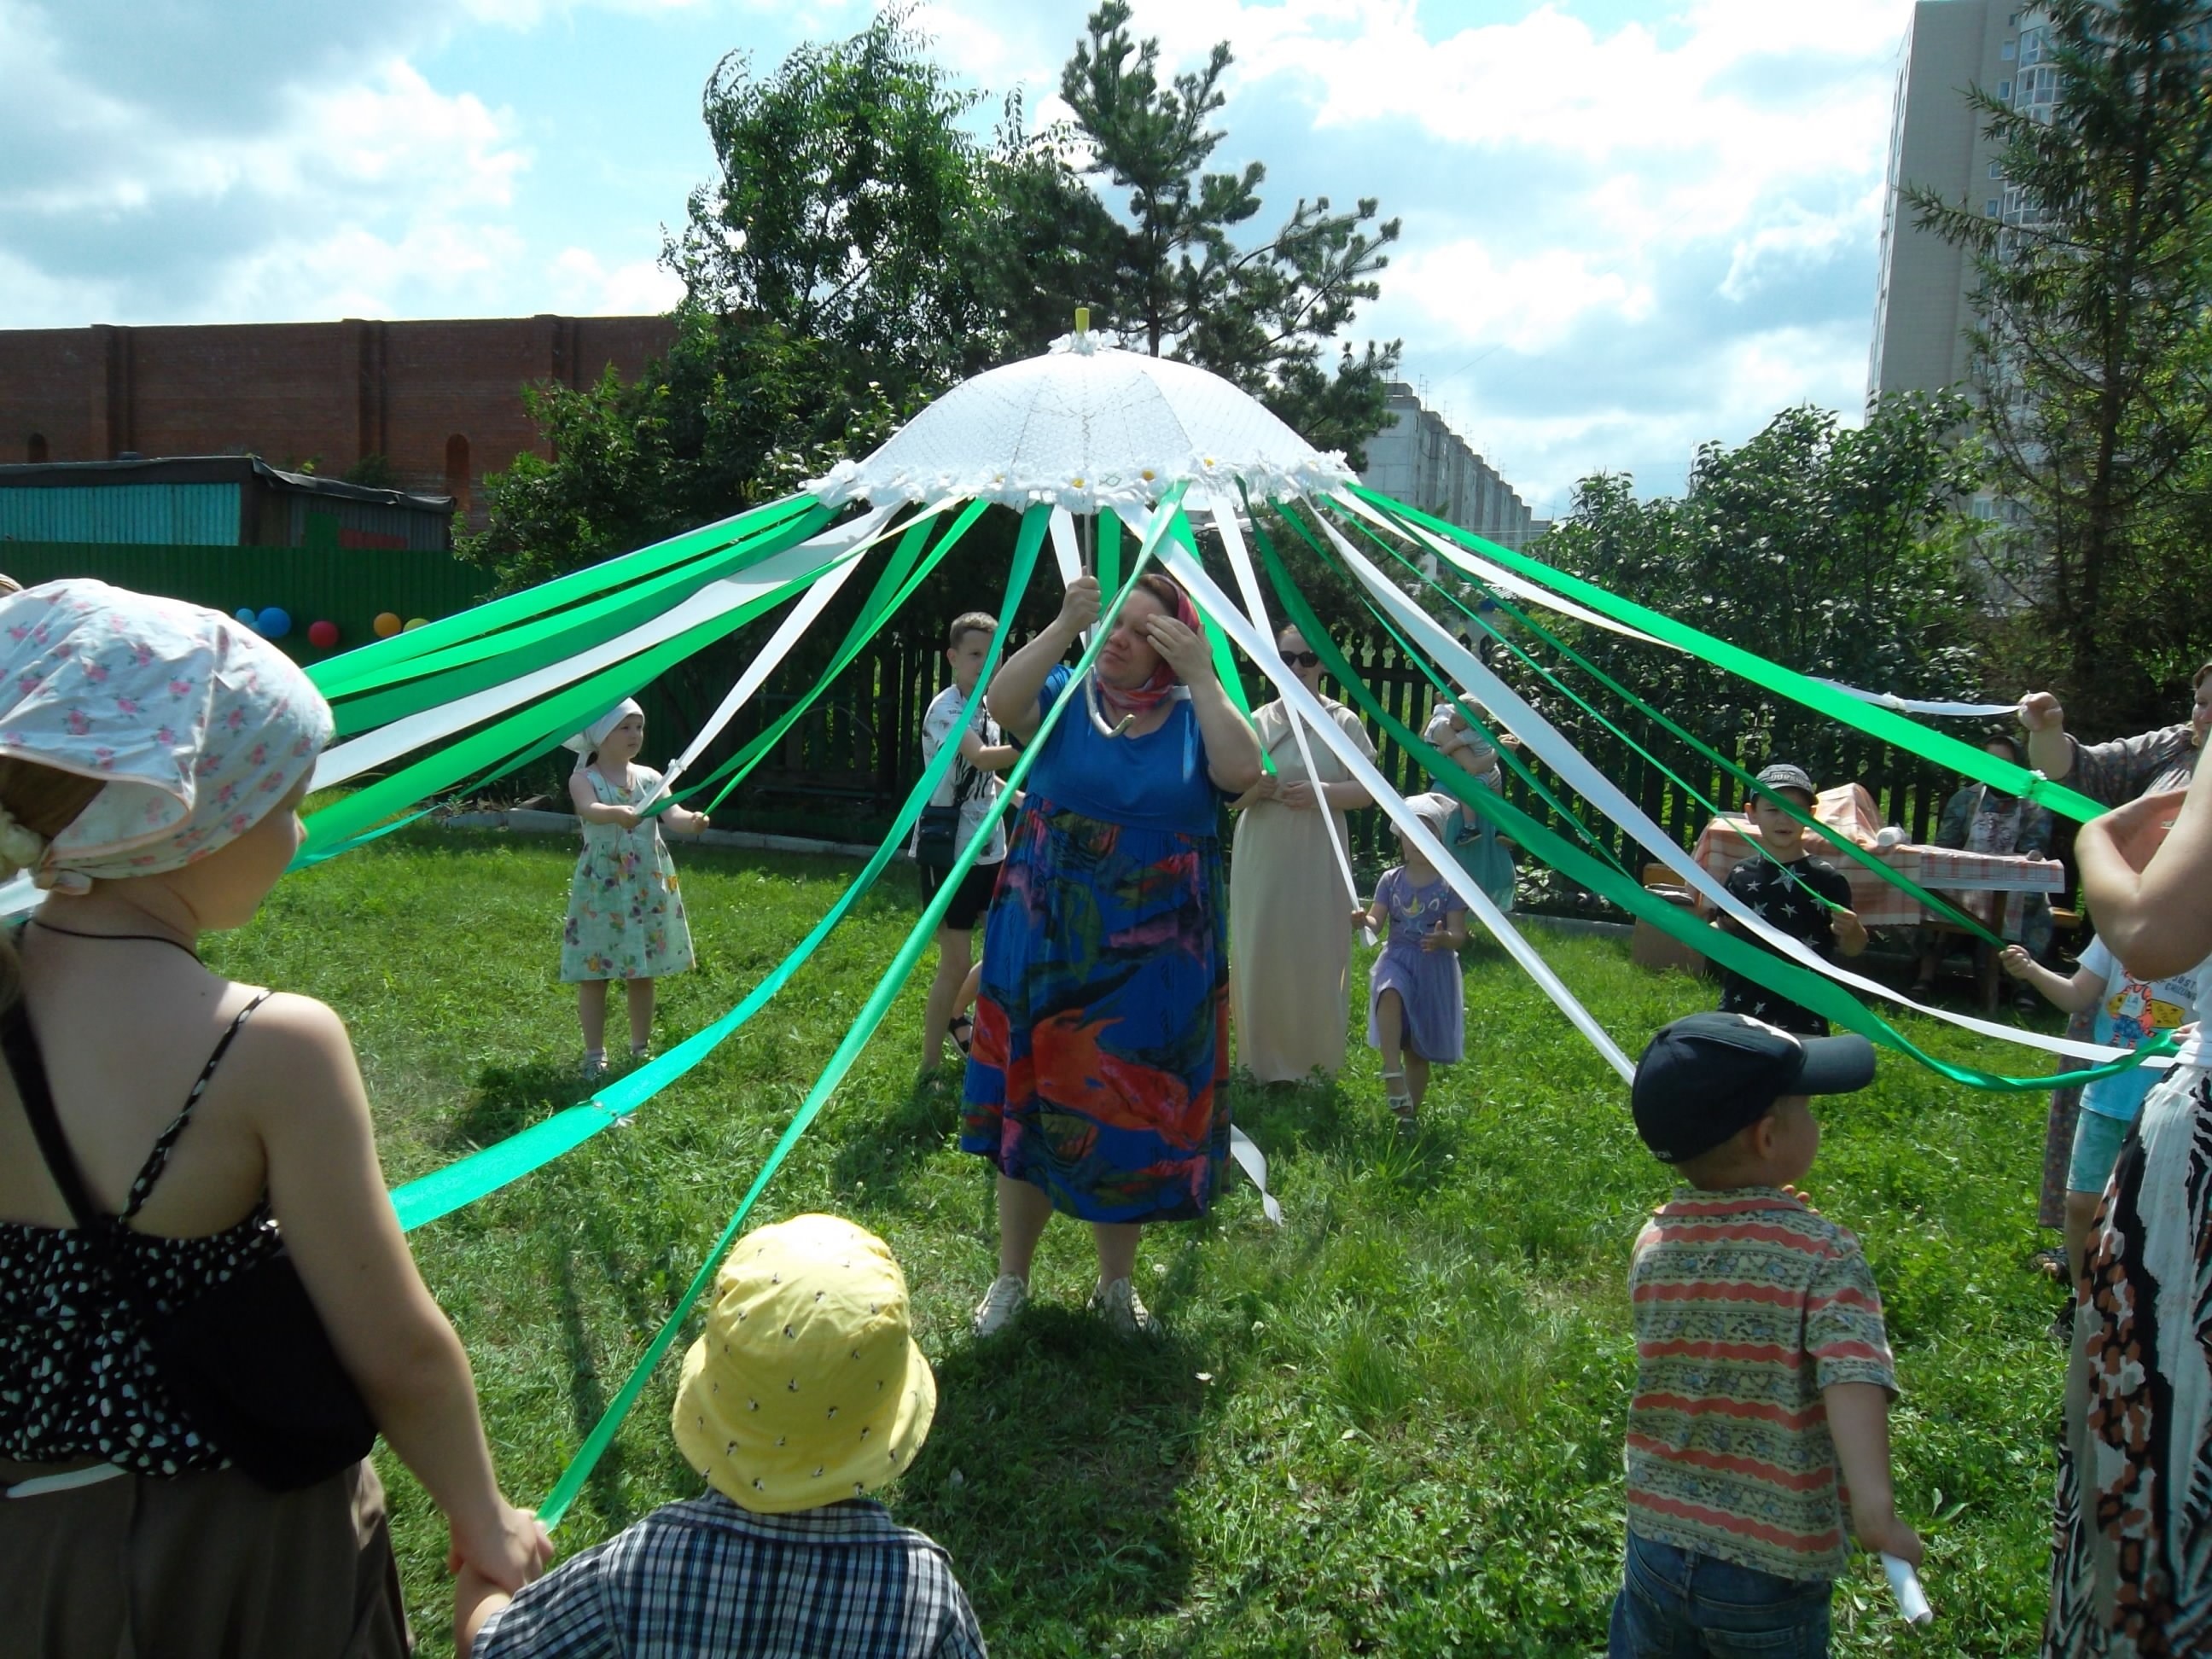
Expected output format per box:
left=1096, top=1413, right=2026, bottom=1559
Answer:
left=972, top=1274, right=1028, bottom=1338
left=1087, top=1277, right=1158, bottom=1338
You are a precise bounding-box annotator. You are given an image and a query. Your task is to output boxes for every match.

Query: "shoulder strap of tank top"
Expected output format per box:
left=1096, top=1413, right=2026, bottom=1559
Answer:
left=0, top=997, right=108, bottom=1231
left=119, top=991, right=276, bottom=1222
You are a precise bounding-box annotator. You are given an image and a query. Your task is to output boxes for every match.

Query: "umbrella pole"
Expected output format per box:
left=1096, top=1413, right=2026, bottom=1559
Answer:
left=1080, top=509, right=1133, bottom=738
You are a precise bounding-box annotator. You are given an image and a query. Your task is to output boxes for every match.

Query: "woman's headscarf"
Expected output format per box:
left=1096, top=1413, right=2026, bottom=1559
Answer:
left=1095, top=576, right=1204, bottom=720
left=0, top=579, right=333, bottom=893
left=563, top=699, right=643, bottom=772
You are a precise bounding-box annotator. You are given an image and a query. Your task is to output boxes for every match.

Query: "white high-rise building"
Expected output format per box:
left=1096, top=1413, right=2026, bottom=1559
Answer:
left=1357, top=383, right=1546, bottom=554
left=1867, top=2, right=2058, bottom=400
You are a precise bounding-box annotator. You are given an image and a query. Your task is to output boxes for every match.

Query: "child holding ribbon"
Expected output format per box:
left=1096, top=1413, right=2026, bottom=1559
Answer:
left=1352, top=793, right=1470, bottom=1129
left=562, top=699, right=710, bottom=1079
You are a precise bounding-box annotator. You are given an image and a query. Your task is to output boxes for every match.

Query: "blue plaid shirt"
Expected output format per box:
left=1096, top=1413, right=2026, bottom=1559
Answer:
left=474, top=1493, right=987, bottom=1658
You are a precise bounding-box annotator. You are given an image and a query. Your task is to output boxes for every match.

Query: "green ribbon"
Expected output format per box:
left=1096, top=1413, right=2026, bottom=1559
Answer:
left=536, top=489, right=1186, bottom=1528
left=1253, top=504, right=2171, bottom=1095
left=667, top=499, right=992, bottom=818
left=1352, top=487, right=2109, bottom=824
left=1260, top=496, right=1628, bottom=873
left=296, top=527, right=872, bottom=863
left=310, top=494, right=821, bottom=698
left=327, top=505, right=833, bottom=736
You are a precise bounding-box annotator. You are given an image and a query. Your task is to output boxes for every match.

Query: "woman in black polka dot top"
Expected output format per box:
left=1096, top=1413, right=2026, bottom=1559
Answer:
left=0, top=582, right=552, bottom=1656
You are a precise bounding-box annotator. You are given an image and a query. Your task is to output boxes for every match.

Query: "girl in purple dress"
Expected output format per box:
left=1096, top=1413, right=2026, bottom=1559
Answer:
left=1353, top=794, right=1470, bottom=1128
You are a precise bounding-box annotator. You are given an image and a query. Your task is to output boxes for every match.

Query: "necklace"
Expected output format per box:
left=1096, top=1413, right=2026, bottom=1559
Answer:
left=29, top=918, right=201, bottom=963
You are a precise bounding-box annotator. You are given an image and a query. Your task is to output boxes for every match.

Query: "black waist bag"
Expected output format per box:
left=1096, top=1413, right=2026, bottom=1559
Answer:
left=916, top=764, right=975, bottom=872
left=3, top=998, right=376, bottom=1493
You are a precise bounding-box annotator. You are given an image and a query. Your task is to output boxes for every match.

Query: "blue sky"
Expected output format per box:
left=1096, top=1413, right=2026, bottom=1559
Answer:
left=0, top=0, right=1929, bottom=512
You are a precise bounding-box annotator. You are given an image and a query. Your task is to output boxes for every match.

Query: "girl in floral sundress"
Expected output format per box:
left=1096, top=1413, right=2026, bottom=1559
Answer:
left=561, top=700, right=710, bottom=1078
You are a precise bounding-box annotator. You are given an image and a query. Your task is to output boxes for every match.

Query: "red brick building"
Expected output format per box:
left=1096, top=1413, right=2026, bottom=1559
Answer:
left=0, top=314, right=676, bottom=529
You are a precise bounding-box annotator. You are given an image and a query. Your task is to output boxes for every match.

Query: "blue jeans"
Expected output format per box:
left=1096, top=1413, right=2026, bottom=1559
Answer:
left=1609, top=1530, right=1832, bottom=1657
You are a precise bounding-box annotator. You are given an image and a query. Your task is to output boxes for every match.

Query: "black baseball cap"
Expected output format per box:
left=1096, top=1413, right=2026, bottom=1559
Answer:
left=1631, top=1013, right=1877, bottom=1163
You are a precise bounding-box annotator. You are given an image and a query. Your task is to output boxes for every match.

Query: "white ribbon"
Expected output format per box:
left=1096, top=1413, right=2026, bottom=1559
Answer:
left=1140, top=512, right=1637, bottom=1084
left=1185, top=493, right=1360, bottom=908
left=1328, top=493, right=2023, bottom=727
left=635, top=505, right=927, bottom=810
left=1309, top=506, right=2153, bottom=1071
left=1228, top=1125, right=1283, bottom=1225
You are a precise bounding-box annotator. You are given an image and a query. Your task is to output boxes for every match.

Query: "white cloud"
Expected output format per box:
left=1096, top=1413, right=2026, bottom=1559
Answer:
left=1391, top=242, right=1655, bottom=355
left=547, top=247, right=685, bottom=315
left=1074, top=0, right=1918, bottom=507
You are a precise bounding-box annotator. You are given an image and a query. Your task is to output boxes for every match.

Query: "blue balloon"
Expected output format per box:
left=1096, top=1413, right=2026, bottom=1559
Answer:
left=256, top=607, right=292, bottom=639
left=235, top=608, right=258, bottom=628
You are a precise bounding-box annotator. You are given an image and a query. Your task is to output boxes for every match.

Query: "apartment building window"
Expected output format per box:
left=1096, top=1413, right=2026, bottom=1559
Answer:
left=1988, top=197, right=2002, bottom=216
left=1989, top=160, right=2004, bottom=177
left=2000, top=79, right=2013, bottom=99
left=2001, top=39, right=2017, bottom=60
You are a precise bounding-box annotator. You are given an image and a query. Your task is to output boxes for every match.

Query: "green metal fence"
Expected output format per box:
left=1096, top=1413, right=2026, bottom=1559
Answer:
left=0, top=540, right=492, bottom=665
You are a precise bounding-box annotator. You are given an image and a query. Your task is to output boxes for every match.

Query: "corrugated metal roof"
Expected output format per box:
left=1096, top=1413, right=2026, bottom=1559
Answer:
left=0, top=454, right=454, bottom=515
left=0, top=483, right=239, bottom=544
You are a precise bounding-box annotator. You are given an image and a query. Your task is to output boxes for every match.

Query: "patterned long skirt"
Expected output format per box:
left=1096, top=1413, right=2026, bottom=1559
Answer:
left=2046, top=1064, right=2212, bottom=1657
left=961, top=798, right=1231, bottom=1224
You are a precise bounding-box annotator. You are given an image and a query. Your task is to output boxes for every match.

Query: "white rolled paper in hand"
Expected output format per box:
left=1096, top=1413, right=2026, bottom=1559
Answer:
left=1883, top=1553, right=1932, bottom=1625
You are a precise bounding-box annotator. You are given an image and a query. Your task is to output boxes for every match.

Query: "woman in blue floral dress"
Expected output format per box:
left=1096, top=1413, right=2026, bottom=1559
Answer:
left=963, top=569, right=1261, bottom=1339
left=561, top=700, right=710, bottom=1077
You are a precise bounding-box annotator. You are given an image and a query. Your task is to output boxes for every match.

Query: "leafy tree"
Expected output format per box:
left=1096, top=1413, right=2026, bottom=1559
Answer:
left=1057, top=2, right=1403, bottom=463
left=1529, top=397, right=1986, bottom=837
left=665, top=9, right=995, bottom=402
left=1906, top=0, right=2212, bottom=731
left=468, top=4, right=1409, bottom=593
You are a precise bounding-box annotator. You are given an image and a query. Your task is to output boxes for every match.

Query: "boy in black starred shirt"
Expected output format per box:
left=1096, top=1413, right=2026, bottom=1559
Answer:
left=1714, top=763, right=1868, bottom=1036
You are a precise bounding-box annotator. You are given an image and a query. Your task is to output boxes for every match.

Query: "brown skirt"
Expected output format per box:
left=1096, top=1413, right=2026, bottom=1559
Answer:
left=0, top=1455, right=410, bottom=1659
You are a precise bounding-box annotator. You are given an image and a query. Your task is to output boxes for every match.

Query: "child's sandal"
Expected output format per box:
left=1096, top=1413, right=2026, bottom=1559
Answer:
left=1382, top=1068, right=1417, bottom=1131
left=948, top=1013, right=975, bottom=1057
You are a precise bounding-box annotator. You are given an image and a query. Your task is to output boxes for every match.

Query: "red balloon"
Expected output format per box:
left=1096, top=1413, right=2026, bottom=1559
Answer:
left=307, top=620, right=341, bottom=649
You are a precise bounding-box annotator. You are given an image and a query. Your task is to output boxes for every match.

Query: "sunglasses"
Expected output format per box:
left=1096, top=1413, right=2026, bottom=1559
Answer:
left=1281, top=650, right=1321, bottom=668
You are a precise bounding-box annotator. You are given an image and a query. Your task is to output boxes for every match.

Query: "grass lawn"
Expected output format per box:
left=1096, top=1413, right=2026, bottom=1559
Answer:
left=208, top=824, right=2068, bottom=1656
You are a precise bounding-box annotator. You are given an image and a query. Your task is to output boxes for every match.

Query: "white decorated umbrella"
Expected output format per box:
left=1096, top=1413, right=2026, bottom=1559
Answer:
left=810, top=328, right=1353, bottom=515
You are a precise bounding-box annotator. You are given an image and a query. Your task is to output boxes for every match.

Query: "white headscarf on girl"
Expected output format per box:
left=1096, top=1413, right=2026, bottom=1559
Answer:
left=563, top=699, right=643, bottom=774
left=0, top=579, right=334, bottom=894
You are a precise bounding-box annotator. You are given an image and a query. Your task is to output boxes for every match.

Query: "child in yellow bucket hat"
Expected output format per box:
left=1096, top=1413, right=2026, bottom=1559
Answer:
left=459, top=1214, right=985, bottom=1658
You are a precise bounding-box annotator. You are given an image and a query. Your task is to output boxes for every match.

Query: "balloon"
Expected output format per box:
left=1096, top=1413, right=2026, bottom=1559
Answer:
left=235, top=608, right=258, bottom=628
left=373, top=611, right=402, bottom=638
left=307, top=620, right=341, bottom=649
left=256, top=608, right=291, bottom=639
left=404, top=617, right=428, bottom=632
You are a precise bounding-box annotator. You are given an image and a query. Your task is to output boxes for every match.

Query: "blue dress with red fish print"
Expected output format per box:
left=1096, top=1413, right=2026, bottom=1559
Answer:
left=962, top=666, right=1232, bottom=1223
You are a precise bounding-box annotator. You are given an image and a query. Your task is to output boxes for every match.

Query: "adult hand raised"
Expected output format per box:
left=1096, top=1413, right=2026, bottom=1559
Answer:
left=2017, top=690, right=2064, bottom=733
left=1055, top=573, right=1102, bottom=637
left=1142, top=612, right=1212, bottom=683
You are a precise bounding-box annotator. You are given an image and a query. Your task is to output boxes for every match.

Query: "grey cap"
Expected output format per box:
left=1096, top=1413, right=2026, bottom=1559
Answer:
left=1754, top=762, right=1817, bottom=801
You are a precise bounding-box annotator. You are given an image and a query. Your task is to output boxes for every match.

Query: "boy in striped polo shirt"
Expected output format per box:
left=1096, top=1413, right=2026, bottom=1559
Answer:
left=1611, top=1013, right=1921, bottom=1657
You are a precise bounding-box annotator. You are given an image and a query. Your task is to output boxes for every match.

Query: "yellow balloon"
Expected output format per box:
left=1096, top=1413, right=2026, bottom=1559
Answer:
left=403, top=617, right=429, bottom=632
left=373, top=612, right=402, bottom=638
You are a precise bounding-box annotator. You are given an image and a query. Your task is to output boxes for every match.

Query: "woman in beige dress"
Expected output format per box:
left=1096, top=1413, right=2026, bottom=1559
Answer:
left=1229, top=625, right=1377, bottom=1081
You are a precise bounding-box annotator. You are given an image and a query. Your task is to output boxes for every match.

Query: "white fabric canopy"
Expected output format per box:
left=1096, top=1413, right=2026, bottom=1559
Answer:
left=809, top=332, right=1352, bottom=514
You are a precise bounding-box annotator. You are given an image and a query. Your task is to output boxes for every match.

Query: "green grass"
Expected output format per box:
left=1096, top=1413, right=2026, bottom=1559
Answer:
left=207, top=825, right=2069, bottom=1656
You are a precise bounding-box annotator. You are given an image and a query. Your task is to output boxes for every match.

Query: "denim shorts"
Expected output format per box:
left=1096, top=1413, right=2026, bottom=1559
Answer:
left=2068, top=1109, right=2133, bottom=1196
left=1610, top=1529, right=1832, bottom=1658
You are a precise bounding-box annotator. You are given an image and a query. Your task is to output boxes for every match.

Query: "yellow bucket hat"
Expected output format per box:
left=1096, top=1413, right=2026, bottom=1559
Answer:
left=671, top=1214, right=937, bottom=1514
